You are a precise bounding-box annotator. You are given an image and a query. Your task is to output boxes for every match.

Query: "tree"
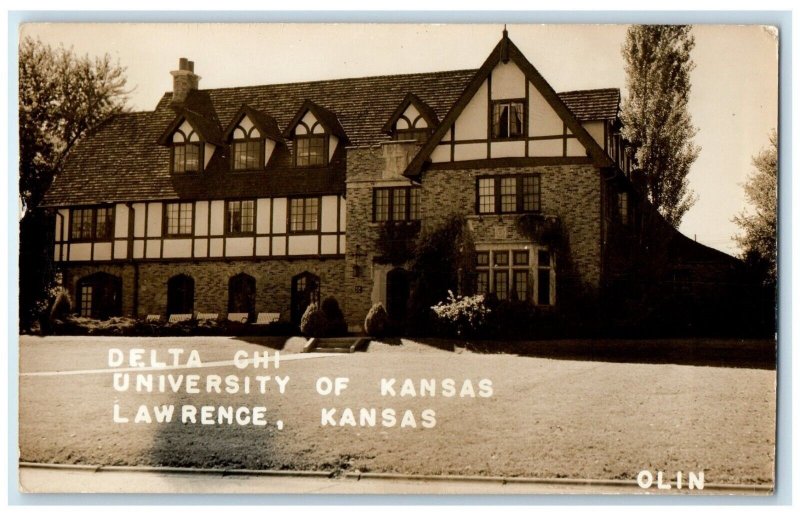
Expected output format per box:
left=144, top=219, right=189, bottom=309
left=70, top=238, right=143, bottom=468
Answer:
left=734, top=130, right=778, bottom=285
left=19, top=37, right=128, bottom=330
left=621, top=25, right=700, bottom=227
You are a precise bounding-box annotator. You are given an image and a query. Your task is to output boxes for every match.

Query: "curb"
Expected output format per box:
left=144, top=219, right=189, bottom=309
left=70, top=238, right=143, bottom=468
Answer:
left=19, top=462, right=773, bottom=492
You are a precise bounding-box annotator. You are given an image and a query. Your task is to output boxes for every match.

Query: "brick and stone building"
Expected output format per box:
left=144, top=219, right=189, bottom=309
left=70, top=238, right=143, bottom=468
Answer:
left=41, top=30, right=741, bottom=331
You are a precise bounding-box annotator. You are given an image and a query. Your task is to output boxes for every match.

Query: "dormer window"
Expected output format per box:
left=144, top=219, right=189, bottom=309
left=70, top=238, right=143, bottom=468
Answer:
left=283, top=100, right=347, bottom=169
left=231, top=125, right=263, bottom=171
left=172, top=129, right=202, bottom=173
left=384, top=93, right=438, bottom=144
left=296, top=132, right=327, bottom=167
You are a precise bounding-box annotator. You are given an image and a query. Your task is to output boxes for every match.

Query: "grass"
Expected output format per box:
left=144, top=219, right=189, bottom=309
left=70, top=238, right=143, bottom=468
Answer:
left=18, top=335, right=775, bottom=484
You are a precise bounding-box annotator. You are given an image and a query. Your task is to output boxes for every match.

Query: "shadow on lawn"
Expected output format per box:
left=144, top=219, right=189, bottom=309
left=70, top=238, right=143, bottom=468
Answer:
left=411, top=337, right=776, bottom=370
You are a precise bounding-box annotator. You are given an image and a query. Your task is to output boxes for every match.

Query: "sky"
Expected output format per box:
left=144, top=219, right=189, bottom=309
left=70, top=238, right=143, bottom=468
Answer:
left=20, top=23, right=779, bottom=255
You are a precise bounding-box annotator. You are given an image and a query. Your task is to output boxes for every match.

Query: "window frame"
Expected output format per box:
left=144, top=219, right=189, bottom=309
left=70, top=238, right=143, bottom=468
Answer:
left=231, top=125, right=265, bottom=172
left=163, top=201, right=194, bottom=238
left=287, top=196, right=321, bottom=234
left=294, top=133, right=328, bottom=168
left=170, top=129, right=203, bottom=175
left=490, top=99, right=527, bottom=141
left=475, top=174, right=542, bottom=215
left=225, top=199, right=256, bottom=235
left=69, top=205, right=115, bottom=242
left=372, top=186, right=421, bottom=223
left=475, top=249, right=542, bottom=303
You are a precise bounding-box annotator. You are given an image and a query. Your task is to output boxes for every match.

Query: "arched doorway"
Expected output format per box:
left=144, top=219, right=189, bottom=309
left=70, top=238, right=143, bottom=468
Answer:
left=167, top=274, right=195, bottom=315
left=386, top=267, right=410, bottom=323
left=291, top=272, right=320, bottom=325
left=228, top=273, right=256, bottom=316
left=76, top=272, right=122, bottom=319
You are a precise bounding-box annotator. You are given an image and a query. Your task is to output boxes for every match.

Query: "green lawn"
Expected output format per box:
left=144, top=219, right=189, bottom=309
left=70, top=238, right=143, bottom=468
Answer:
left=18, top=336, right=775, bottom=484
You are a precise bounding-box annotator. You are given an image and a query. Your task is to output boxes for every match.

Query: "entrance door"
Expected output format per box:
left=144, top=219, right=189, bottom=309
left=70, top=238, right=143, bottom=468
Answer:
left=167, top=274, right=195, bottom=315
left=386, top=267, right=410, bottom=323
left=228, top=273, right=256, bottom=316
left=77, top=272, right=122, bottom=319
left=291, top=272, right=320, bottom=325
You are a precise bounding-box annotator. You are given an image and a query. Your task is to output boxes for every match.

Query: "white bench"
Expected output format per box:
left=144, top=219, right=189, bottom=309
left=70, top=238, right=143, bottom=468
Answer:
left=145, top=314, right=162, bottom=323
left=196, top=313, right=219, bottom=322
left=168, top=313, right=193, bottom=323
left=254, top=312, right=281, bottom=325
left=227, top=312, right=250, bottom=323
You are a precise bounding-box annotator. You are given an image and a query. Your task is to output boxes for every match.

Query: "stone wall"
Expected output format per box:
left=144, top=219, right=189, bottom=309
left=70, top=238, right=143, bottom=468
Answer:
left=62, top=258, right=346, bottom=322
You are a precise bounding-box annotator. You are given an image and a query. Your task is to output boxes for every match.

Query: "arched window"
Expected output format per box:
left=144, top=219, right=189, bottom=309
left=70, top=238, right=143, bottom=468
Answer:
left=172, top=128, right=202, bottom=173
left=393, top=114, right=430, bottom=143
left=76, top=272, right=122, bottom=319
left=228, top=273, right=256, bottom=315
left=167, top=274, right=195, bottom=315
left=291, top=272, right=320, bottom=325
left=294, top=120, right=327, bottom=167
left=231, top=123, right=264, bottom=171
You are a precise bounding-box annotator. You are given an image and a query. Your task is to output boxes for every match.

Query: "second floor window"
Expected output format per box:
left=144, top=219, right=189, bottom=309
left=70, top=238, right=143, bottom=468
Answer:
left=289, top=197, right=319, bottom=233
left=164, top=202, right=193, bottom=236
left=70, top=206, right=114, bottom=241
left=477, top=175, right=541, bottom=215
left=492, top=100, right=525, bottom=139
left=172, top=127, right=202, bottom=174
left=296, top=135, right=326, bottom=167
left=373, top=187, right=421, bottom=222
left=226, top=200, right=255, bottom=234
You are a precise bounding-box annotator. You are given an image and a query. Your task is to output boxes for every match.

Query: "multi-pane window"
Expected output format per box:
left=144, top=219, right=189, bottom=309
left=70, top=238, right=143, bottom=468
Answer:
left=477, top=175, right=541, bottom=214
left=475, top=249, right=540, bottom=303
left=232, top=140, right=262, bottom=170
left=79, top=285, right=93, bottom=317
left=492, top=100, right=525, bottom=139
left=372, top=187, right=421, bottom=222
left=394, top=128, right=429, bottom=143
left=226, top=200, right=255, bottom=234
left=289, top=197, right=319, bottom=233
left=296, top=135, right=326, bottom=167
left=478, top=179, right=495, bottom=214
left=173, top=142, right=201, bottom=174
left=165, top=202, right=193, bottom=236
left=70, top=206, right=114, bottom=241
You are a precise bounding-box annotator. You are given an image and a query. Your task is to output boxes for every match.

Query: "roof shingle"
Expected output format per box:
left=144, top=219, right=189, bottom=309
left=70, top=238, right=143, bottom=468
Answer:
left=42, top=68, right=620, bottom=207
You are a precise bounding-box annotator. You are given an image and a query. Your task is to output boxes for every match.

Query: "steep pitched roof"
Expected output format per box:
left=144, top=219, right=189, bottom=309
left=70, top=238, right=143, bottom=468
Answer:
left=402, top=32, right=615, bottom=178
left=381, top=92, right=440, bottom=134
left=282, top=99, right=349, bottom=142
left=42, top=69, right=476, bottom=207
left=558, top=88, right=620, bottom=121
left=222, top=104, right=284, bottom=142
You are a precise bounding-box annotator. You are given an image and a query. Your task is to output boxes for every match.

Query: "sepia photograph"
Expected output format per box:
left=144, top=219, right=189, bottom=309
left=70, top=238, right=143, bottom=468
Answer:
left=15, top=21, right=778, bottom=496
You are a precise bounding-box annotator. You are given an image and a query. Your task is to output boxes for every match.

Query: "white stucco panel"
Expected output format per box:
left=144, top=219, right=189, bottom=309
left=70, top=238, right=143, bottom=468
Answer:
left=582, top=121, right=605, bottom=149
left=321, top=196, right=338, bottom=233
left=529, top=82, right=564, bottom=137
left=288, top=235, right=318, bottom=255
left=529, top=138, right=563, bottom=157
left=272, top=198, right=287, bottom=234
left=491, top=61, right=526, bottom=99
left=93, top=242, right=112, bottom=261
left=194, top=201, right=209, bottom=236
left=146, top=203, right=162, bottom=237
left=209, top=201, right=225, bottom=235
left=454, top=143, right=487, bottom=161
left=114, top=204, right=128, bottom=238
left=163, top=239, right=193, bottom=258
left=430, top=144, right=451, bottom=163
left=454, top=80, right=489, bottom=140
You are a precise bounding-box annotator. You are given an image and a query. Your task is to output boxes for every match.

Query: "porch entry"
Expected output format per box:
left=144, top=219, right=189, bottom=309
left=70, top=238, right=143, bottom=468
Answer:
left=291, top=271, right=320, bottom=325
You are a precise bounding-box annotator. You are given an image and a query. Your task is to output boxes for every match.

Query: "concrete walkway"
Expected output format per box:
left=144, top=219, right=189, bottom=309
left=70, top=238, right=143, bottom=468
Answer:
left=18, top=465, right=771, bottom=496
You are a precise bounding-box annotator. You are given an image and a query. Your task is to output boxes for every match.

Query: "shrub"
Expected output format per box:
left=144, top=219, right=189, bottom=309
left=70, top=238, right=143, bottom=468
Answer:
left=300, top=303, right=328, bottom=338
left=364, top=303, right=388, bottom=337
left=49, top=289, right=73, bottom=323
left=321, top=296, right=347, bottom=336
left=431, top=291, right=492, bottom=338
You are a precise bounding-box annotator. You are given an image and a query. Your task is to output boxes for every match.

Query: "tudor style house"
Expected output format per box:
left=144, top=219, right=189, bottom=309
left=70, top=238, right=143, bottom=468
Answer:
left=41, top=30, right=740, bottom=330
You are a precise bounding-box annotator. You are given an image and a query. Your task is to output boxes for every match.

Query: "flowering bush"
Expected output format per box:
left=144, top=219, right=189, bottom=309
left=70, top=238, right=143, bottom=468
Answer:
left=431, top=291, right=492, bottom=338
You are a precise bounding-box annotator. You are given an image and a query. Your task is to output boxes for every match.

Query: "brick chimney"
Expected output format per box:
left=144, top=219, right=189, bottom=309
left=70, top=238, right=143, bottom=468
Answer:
left=170, top=58, right=200, bottom=106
